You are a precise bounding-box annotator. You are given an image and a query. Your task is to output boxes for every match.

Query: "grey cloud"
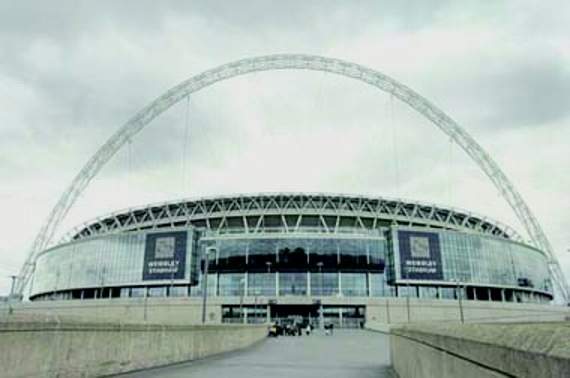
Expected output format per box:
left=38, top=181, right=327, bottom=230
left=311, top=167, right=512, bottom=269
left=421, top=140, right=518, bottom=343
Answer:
left=474, top=58, right=570, bottom=128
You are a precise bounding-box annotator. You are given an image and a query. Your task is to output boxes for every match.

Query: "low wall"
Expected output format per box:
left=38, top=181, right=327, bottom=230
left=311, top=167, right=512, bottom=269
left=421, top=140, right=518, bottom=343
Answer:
left=4, top=297, right=568, bottom=326
left=366, top=298, right=569, bottom=325
left=390, top=322, right=570, bottom=378
left=0, top=297, right=224, bottom=325
left=0, top=321, right=267, bottom=378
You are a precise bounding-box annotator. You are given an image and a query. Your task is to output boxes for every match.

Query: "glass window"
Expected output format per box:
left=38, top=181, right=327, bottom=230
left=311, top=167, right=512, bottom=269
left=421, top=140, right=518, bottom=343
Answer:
left=131, top=287, right=146, bottom=298
left=279, top=273, right=307, bottom=296
left=249, top=239, right=277, bottom=271
left=310, top=272, right=338, bottom=296
left=339, top=239, right=368, bottom=270
left=169, top=286, right=188, bottom=297
left=368, top=240, right=386, bottom=272
left=341, top=273, right=367, bottom=296
left=308, top=239, right=338, bottom=269
left=370, top=273, right=387, bottom=297
left=148, top=286, right=166, bottom=297
left=219, top=273, right=245, bottom=296
left=248, top=273, right=276, bottom=296
left=192, top=273, right=218, bottom=296
left=212, top=239, right=247, bottom=271
left=397, top=285, right=418, bottom=298
left=440, top=287, right=455, bottom=299
left=277, top=239, right=308, bottom=271
left=419, top=286, right=438, bottom=299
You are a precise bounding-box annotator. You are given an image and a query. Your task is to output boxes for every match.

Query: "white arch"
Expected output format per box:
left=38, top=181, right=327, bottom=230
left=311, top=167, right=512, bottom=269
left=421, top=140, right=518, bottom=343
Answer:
left=15, top=54, right=569, bottom=301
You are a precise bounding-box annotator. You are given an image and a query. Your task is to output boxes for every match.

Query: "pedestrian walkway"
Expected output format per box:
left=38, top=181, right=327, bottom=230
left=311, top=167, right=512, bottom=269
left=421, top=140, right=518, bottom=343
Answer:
left=120, top=330, right=395, bottom=378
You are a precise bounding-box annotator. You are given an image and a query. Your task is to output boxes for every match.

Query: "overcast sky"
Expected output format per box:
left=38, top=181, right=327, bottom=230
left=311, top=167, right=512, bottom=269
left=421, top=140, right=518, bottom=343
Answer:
left=1, top=1, right=569, bottom=295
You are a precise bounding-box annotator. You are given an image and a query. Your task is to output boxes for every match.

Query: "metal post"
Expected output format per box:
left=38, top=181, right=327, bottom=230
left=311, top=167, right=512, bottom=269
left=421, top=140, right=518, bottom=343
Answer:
left=254, top=294, right=258, bottom=324
left=266, top=262, right=272, bottom=323
left=406, top=281, right=411, bottom=323
left=100, top=266, right=106, bottom=300
left=9, top=275, right=17, bottom=297
left=169, top=269, right=174, bottom=297
left=201, top=247, right=216, bottom=324
left=403, top=260, right=411, bottom=323
left=8, top=275, right=17, bottom=315
left=143, top=287, right=148, bottom=321
left=456, top=280, right=464, bottom=324
left=317, top=262, right=324, bottom=329
left=239, top=277, right=245, bottom=324
left=386, top=298, right=391, bottom=324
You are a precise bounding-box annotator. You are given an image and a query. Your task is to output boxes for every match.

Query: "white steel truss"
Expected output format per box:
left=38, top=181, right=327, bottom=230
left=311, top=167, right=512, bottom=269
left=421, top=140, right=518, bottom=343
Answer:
left=60, top=193, right=522, bottom=242
left=15, top=54, right=569, bottom=301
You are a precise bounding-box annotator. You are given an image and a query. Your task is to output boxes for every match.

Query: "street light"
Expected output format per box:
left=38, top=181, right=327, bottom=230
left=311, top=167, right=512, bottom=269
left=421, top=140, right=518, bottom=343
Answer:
left=265, top=261, right=272, bottom=323
left=452, top=279, right=464, bottom=323
left=239, top=277, right=246, bottom=324
left=316, top=261, right=324, bottom=329
left=8, top=275, right=18, bottom=315
left=201, top=246, right=217, bottom=324
left=401, top=263, right=411, bottom=323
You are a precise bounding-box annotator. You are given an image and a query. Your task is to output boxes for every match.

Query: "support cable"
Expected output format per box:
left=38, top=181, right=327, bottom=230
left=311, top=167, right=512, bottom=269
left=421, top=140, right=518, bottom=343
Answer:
left=127, top=138, right=132, bottom=198
left=448, top=136, right=454, bottom=204
left=182, top=95, right=191, bottom=194
left=390, top=93, right=401, bottom=193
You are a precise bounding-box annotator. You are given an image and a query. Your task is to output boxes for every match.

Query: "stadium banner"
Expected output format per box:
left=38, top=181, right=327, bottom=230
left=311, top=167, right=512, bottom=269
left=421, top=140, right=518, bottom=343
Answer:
left=143, top=231, right=187, bottom=280
left=396, top=230, right=443, bottom=281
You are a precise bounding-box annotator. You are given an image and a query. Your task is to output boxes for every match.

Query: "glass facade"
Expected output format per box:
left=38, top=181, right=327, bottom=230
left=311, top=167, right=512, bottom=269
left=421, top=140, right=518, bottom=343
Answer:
left=30, top=225, right=553, bottom=304
left=436, top=230, right=550, bottom=292
left=31, top=230, right=195, bottom=298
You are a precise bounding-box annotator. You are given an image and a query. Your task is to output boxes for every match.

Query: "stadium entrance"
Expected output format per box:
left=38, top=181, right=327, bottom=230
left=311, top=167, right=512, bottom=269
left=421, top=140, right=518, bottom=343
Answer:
left=222, top=304, right=365, bottom=328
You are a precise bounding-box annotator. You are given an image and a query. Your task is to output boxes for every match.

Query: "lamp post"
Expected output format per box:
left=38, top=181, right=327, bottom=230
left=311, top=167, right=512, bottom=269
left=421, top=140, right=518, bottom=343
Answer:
left=402, top=264, right=411, bottom=323
left=453, top=279, right=465, bottom=324
left=9, top=275, right=17, bottom=298
left=239, top=277, right=246, bottom=324
left=201, top=246, right=216, bottom=324
left=8, top=275, right=17, bottom=315
left=266, top=261, right=272, bottom=323
left=316, top=261, right=324, bottom=329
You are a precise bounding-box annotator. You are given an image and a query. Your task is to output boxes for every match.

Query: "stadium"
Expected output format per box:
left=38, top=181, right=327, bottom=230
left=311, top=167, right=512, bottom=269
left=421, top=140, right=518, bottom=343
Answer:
left=28, top=193, right=553, bottom=326
left=14, top=54, right=568, bottom=326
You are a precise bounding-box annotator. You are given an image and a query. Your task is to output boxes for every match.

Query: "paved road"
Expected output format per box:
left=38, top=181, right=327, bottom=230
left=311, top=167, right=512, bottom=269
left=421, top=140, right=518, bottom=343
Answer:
left=120, top=330, right=395, bottom=378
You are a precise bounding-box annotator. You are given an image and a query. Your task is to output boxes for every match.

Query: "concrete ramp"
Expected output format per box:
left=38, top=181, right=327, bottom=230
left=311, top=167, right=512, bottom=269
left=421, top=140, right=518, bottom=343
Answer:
left=120, top=330, right=396, bottom=378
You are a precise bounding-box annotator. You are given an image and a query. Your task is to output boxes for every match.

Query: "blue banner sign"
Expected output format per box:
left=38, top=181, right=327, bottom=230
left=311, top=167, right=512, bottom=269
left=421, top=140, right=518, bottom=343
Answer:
left=143, top=231, right=187, bottom=280
left=397, top=230, right=443, bottom=281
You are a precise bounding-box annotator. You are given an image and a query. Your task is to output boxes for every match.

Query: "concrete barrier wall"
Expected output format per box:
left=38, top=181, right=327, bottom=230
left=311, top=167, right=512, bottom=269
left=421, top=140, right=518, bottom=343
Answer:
left=3, top=297, right=568, bottom=326
left=1, top=297, right=224, bottom=325
left=390, top=322, right=570, bottom=378
left=0, top=321, right=267, bottom=378
left=366, top=298, right=569, bottom=325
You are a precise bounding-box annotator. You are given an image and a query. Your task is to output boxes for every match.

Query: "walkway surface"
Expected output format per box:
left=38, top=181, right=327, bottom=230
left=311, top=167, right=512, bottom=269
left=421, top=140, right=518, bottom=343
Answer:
left=120, top=330, right=395, bottom=378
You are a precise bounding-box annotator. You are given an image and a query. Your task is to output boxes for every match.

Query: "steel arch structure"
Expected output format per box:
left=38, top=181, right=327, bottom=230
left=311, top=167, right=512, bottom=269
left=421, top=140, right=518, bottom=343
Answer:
left=15, top=54, right=569, bottom=301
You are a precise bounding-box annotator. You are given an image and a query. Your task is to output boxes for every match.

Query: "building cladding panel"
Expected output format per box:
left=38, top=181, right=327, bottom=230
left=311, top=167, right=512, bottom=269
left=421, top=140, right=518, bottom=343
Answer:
left=30, top=194, right=553, bottom=303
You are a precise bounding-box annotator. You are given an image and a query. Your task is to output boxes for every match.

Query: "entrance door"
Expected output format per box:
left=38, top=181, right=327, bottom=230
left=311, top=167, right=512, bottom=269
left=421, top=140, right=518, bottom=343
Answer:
left=270, top=304, right=320, bottom=327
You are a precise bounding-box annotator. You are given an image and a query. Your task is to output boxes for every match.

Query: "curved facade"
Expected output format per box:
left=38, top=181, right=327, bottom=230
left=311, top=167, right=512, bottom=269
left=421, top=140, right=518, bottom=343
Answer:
left=30, top=194, right=553, bottom=324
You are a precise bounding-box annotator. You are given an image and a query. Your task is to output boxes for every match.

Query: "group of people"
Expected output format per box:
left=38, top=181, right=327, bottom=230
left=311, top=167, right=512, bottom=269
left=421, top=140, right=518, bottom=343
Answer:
left=268, top=321, right=335, bottom=337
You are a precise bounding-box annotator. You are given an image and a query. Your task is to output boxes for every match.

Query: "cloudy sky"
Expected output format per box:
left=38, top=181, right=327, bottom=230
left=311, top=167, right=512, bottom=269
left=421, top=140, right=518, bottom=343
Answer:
left=1, top=1, right=569, bottom=295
